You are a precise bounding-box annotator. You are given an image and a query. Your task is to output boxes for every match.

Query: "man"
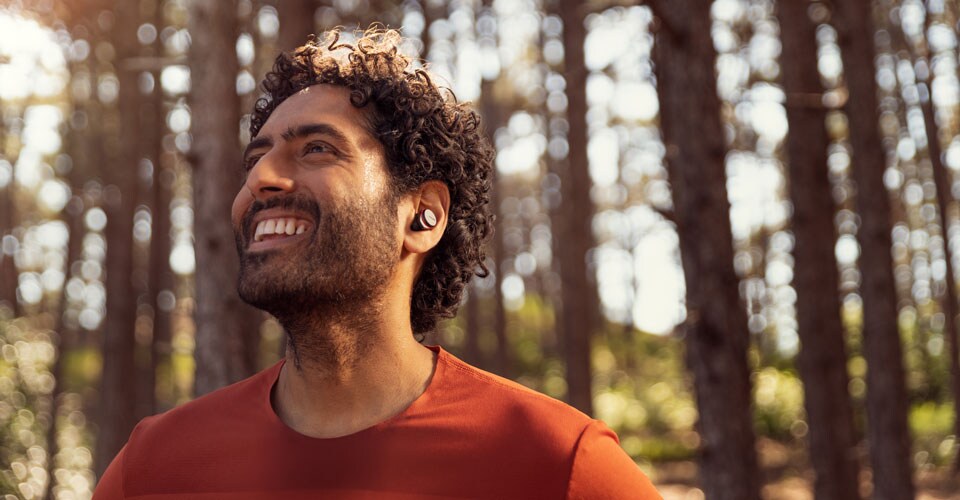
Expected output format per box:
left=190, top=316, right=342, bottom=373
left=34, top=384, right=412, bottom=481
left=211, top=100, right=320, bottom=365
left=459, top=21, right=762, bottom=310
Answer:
left=94, top=29, right=661, bottom=499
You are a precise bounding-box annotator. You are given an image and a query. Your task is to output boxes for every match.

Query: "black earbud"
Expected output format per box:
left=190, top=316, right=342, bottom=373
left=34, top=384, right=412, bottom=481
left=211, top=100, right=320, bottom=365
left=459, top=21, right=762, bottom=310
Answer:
left=411, top=209, right=438, bottom=231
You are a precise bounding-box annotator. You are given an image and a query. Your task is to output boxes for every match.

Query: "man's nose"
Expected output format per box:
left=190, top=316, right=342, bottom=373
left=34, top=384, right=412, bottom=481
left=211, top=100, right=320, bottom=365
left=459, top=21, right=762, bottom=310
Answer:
left=245, top=151, right=295, bottom=200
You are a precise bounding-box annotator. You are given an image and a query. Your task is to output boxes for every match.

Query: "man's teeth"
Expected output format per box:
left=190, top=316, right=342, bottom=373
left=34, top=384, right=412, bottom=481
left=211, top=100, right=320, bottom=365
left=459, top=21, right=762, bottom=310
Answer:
left=253, top=218, right=310, bottom=242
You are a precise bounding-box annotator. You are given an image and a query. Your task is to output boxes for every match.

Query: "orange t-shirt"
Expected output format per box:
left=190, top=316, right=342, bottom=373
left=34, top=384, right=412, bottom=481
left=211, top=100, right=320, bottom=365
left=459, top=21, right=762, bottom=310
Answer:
left=93, top=346, right=661, bottom=499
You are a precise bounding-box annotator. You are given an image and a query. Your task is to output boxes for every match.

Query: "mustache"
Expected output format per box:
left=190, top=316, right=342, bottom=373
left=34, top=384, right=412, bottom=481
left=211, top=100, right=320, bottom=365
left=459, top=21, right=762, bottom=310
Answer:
left=239, top=193, right=322, bottom=245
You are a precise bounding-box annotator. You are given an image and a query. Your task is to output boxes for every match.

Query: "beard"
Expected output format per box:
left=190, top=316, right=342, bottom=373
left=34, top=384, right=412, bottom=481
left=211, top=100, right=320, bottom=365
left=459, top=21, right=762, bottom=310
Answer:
left=233, top=190, right=400, bottom=368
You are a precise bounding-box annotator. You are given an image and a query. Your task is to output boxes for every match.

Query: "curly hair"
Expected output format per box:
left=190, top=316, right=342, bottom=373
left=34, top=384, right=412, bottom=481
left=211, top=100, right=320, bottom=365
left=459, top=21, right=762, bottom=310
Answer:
left=250, top=28, right=494, bottom=335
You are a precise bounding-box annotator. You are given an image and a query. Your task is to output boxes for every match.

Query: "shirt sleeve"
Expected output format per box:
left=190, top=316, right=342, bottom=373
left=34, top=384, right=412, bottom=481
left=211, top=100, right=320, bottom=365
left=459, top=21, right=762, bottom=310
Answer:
left=566, top=419, right=662, bottom=500
left=92, top=444, right=126, bottom=500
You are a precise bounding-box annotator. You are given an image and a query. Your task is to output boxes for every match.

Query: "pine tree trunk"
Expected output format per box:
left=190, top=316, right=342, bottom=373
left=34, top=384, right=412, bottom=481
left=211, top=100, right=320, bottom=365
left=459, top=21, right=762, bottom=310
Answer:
left=922, top=70, right=960, bottom=472
left=832, top=2, right=915, bottom=498
left=95, top=0, right=142, bottom=476
left=141, top=10, right=170, bottom=417
left=776, top=2, right=861, bottom=498
left=189, top=0, right=262, bottom=396
left=477, top=0, right=510, bottom=376
left=275, top=0, right=315, bottom=52
left=911, top=22, right=960, bottom=471
left=650, top=2, right=760, bottom=498
left=0, top=103, right=19, bottom=316
left=557, top=0, right=596, bottom=416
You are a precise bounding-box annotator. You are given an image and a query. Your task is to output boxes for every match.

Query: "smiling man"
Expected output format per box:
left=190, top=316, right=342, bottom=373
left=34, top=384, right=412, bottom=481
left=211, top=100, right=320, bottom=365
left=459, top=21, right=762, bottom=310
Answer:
left=93, top=29, right=661, bottom=499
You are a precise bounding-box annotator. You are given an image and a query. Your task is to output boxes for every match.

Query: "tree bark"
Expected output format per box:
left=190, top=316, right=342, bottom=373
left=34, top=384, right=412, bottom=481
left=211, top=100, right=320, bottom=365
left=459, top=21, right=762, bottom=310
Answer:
left=0, top=102, right=20, bottom=316
left=189, top=0, right=263, bottom=397
left=911, top=13, right=960, bottom=471
left=776, top=2, right=861, bottom=498
left=557, top=0, right=597, bottom=416
left=142, top=5, right=171, bottom=417
left=651, top=1, right=760, bottom=498
left=477, top=0, right=510, bottom=377
left=95, top=0, right=142, bottom=476
left=275, top=0, right=315, bottom=52
left=833, top=2, right=916, bottom=498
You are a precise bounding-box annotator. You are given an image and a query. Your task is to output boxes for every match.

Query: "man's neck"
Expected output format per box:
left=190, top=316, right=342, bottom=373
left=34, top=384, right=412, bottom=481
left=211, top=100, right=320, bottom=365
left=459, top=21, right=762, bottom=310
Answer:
left=269, top=310, right=437, bottom=439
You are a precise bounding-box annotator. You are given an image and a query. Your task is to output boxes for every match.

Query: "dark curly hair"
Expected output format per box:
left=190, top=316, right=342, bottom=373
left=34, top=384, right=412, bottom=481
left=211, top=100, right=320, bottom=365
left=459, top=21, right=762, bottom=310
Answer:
left=250, top=28, right=494, bottom=335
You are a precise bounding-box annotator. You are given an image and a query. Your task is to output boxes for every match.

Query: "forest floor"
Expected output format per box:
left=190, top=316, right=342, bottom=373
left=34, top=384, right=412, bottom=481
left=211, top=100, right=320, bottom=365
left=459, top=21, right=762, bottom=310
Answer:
left=650, top=438, right=960, bottom=499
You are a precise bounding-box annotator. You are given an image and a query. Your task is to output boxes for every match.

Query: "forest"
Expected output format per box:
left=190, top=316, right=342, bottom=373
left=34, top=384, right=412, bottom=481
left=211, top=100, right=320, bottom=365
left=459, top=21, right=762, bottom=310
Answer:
left=1, top=0, right=960, bottom=498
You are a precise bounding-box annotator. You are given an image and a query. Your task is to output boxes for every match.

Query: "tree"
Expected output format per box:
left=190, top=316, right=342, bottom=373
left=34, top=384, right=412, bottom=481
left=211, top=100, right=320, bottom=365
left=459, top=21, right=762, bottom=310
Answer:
left=909, top=10, right=960, bottom=471
left=142, top=0, right=172, bottom=418
left=95, top=0, right=141, bottom=476
left=476, top=0, right=510, bottom=378
left=557, top=0, right=597, bottom=416
left=832, top=1, right=915, bottom=498
left=776, top=1, right=861, bottom=498
left=188, top=0, right=262, bottom=396
left=649, top=1, right=760, bottom=498
left=275, top=0, right=315, bottom=52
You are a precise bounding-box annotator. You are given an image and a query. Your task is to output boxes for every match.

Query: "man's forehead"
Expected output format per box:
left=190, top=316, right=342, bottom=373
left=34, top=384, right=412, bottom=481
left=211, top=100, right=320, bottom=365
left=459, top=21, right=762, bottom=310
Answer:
left=256, top=84, right=370, bottom=139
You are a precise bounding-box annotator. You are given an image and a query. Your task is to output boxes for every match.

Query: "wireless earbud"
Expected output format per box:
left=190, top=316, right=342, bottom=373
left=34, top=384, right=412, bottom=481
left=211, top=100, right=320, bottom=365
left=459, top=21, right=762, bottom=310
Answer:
left=411, top=209, right=438, bottom=231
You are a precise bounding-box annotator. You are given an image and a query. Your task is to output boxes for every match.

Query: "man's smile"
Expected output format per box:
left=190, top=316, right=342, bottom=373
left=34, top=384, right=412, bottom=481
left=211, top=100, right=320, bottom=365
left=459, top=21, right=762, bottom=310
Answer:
left=245, top=211, right=316, bottom=252
left=254, top=217, right=311, bottom=241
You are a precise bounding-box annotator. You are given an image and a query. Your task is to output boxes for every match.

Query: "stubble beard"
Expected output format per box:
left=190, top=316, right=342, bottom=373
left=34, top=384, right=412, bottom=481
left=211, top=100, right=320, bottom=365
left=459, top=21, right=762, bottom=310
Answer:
left=234, top=191, right=400, bottom=370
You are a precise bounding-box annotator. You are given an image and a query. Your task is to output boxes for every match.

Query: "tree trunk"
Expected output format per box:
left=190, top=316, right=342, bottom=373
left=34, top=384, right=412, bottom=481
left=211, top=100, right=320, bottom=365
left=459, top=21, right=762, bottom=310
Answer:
left=0, top=103, right=20, bottom=317
left=650, top=2, right=760, bottom=498
left=95, top=0, right=142, bottom=476
left=833, top=2, right=915, bottom=498
left=477, top=0, right=510, bottom=376
left=922, top=70, right=960, bottom=473
left=142, top=8, right=170, bottom=417
left=776, top=2, right=861, bottom=498
left=275, top=0, right=315, bottom=52
left=557, top=0, right=596, bottom=416
left=912, top=15, right=960, bottom=471
left=189, top=0, right=262, bottom=397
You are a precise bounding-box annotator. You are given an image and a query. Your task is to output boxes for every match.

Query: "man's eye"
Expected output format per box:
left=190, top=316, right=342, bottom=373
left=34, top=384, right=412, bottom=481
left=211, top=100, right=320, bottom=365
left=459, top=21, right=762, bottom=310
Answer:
left=243, top=155, right=262, bottom=171
left=304, top=142, right=334, bottom=155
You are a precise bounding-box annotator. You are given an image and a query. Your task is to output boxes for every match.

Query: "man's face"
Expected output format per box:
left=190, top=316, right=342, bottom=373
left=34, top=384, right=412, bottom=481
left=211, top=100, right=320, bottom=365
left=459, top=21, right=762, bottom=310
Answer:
left=231, top=84, right=401, bottom=315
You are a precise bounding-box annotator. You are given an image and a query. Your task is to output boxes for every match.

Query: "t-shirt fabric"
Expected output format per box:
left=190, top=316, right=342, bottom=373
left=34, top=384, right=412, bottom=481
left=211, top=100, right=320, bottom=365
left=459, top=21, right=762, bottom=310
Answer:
left=93, top=345, right=661, bottom=499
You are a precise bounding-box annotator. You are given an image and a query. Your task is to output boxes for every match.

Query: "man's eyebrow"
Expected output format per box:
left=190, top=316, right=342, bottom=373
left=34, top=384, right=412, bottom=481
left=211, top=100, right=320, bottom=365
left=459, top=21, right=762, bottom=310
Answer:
left=242, top=123, right=352, bottom=160
left=280, top=123, right=351, bottom=145
left=243, top=136, right=273, bottom=160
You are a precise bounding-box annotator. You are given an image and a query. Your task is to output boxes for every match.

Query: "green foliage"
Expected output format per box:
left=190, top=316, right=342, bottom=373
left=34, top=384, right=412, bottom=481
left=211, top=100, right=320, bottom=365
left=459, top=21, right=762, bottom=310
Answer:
left=752, top=367, right=805, bottom=441
left=909, top=402, right=956, bottom=468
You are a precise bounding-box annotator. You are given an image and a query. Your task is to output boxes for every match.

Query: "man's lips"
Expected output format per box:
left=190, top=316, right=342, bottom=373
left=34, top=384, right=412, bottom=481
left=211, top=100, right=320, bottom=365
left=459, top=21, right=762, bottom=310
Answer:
left=244, top=209, right=316, bottom=251
left=252, top=216, right=311, bottom=242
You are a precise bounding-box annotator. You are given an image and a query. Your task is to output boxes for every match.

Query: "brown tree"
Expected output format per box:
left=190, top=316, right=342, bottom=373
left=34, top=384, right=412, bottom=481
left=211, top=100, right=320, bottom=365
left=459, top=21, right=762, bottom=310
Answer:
left=557, top=0, right=597, bottom=416
left=275, top=0, right=316, bottom=52
left=648, top=1, right=760, bottom=498
left=832, top=1, right=915, bottom=498
left=95, top=0, right=141, bottom=476
left=141, top=1, right=172, bottom=418
left=908, top=9, right=960, bottom=471
left=0, top=97, right=20, bottom=316
left=476, top=0, right=510, bottom=378
left=776, top=1, right=861, bottom=498
left=188, top=0, right=262, bottom=396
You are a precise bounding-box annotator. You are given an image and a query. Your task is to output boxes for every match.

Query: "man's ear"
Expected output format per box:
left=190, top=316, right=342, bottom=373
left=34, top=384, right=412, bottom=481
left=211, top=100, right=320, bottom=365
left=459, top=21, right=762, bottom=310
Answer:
left=403, top=180, right=450, bottom=255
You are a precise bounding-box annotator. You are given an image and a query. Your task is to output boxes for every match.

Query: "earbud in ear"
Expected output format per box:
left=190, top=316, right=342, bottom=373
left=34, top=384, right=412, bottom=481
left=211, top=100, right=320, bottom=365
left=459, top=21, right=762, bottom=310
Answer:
left=410, top=209, right=438, bottom=231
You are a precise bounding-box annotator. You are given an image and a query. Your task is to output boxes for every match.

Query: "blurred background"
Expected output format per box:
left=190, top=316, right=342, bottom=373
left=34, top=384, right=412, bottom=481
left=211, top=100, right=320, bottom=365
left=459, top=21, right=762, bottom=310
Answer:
left=1, top=0, right=959, bottom=498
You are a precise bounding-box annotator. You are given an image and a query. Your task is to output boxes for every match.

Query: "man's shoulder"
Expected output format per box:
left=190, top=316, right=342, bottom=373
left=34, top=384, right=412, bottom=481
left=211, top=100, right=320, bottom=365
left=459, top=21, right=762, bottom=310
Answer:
left=129, top=361, right=280, bottom=448
left=435, top=349, right=594, bottom=445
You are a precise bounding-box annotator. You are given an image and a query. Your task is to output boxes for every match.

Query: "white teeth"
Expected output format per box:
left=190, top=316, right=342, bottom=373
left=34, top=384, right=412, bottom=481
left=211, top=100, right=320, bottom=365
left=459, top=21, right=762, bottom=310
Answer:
left=252, top=217, right=311, bottom=242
